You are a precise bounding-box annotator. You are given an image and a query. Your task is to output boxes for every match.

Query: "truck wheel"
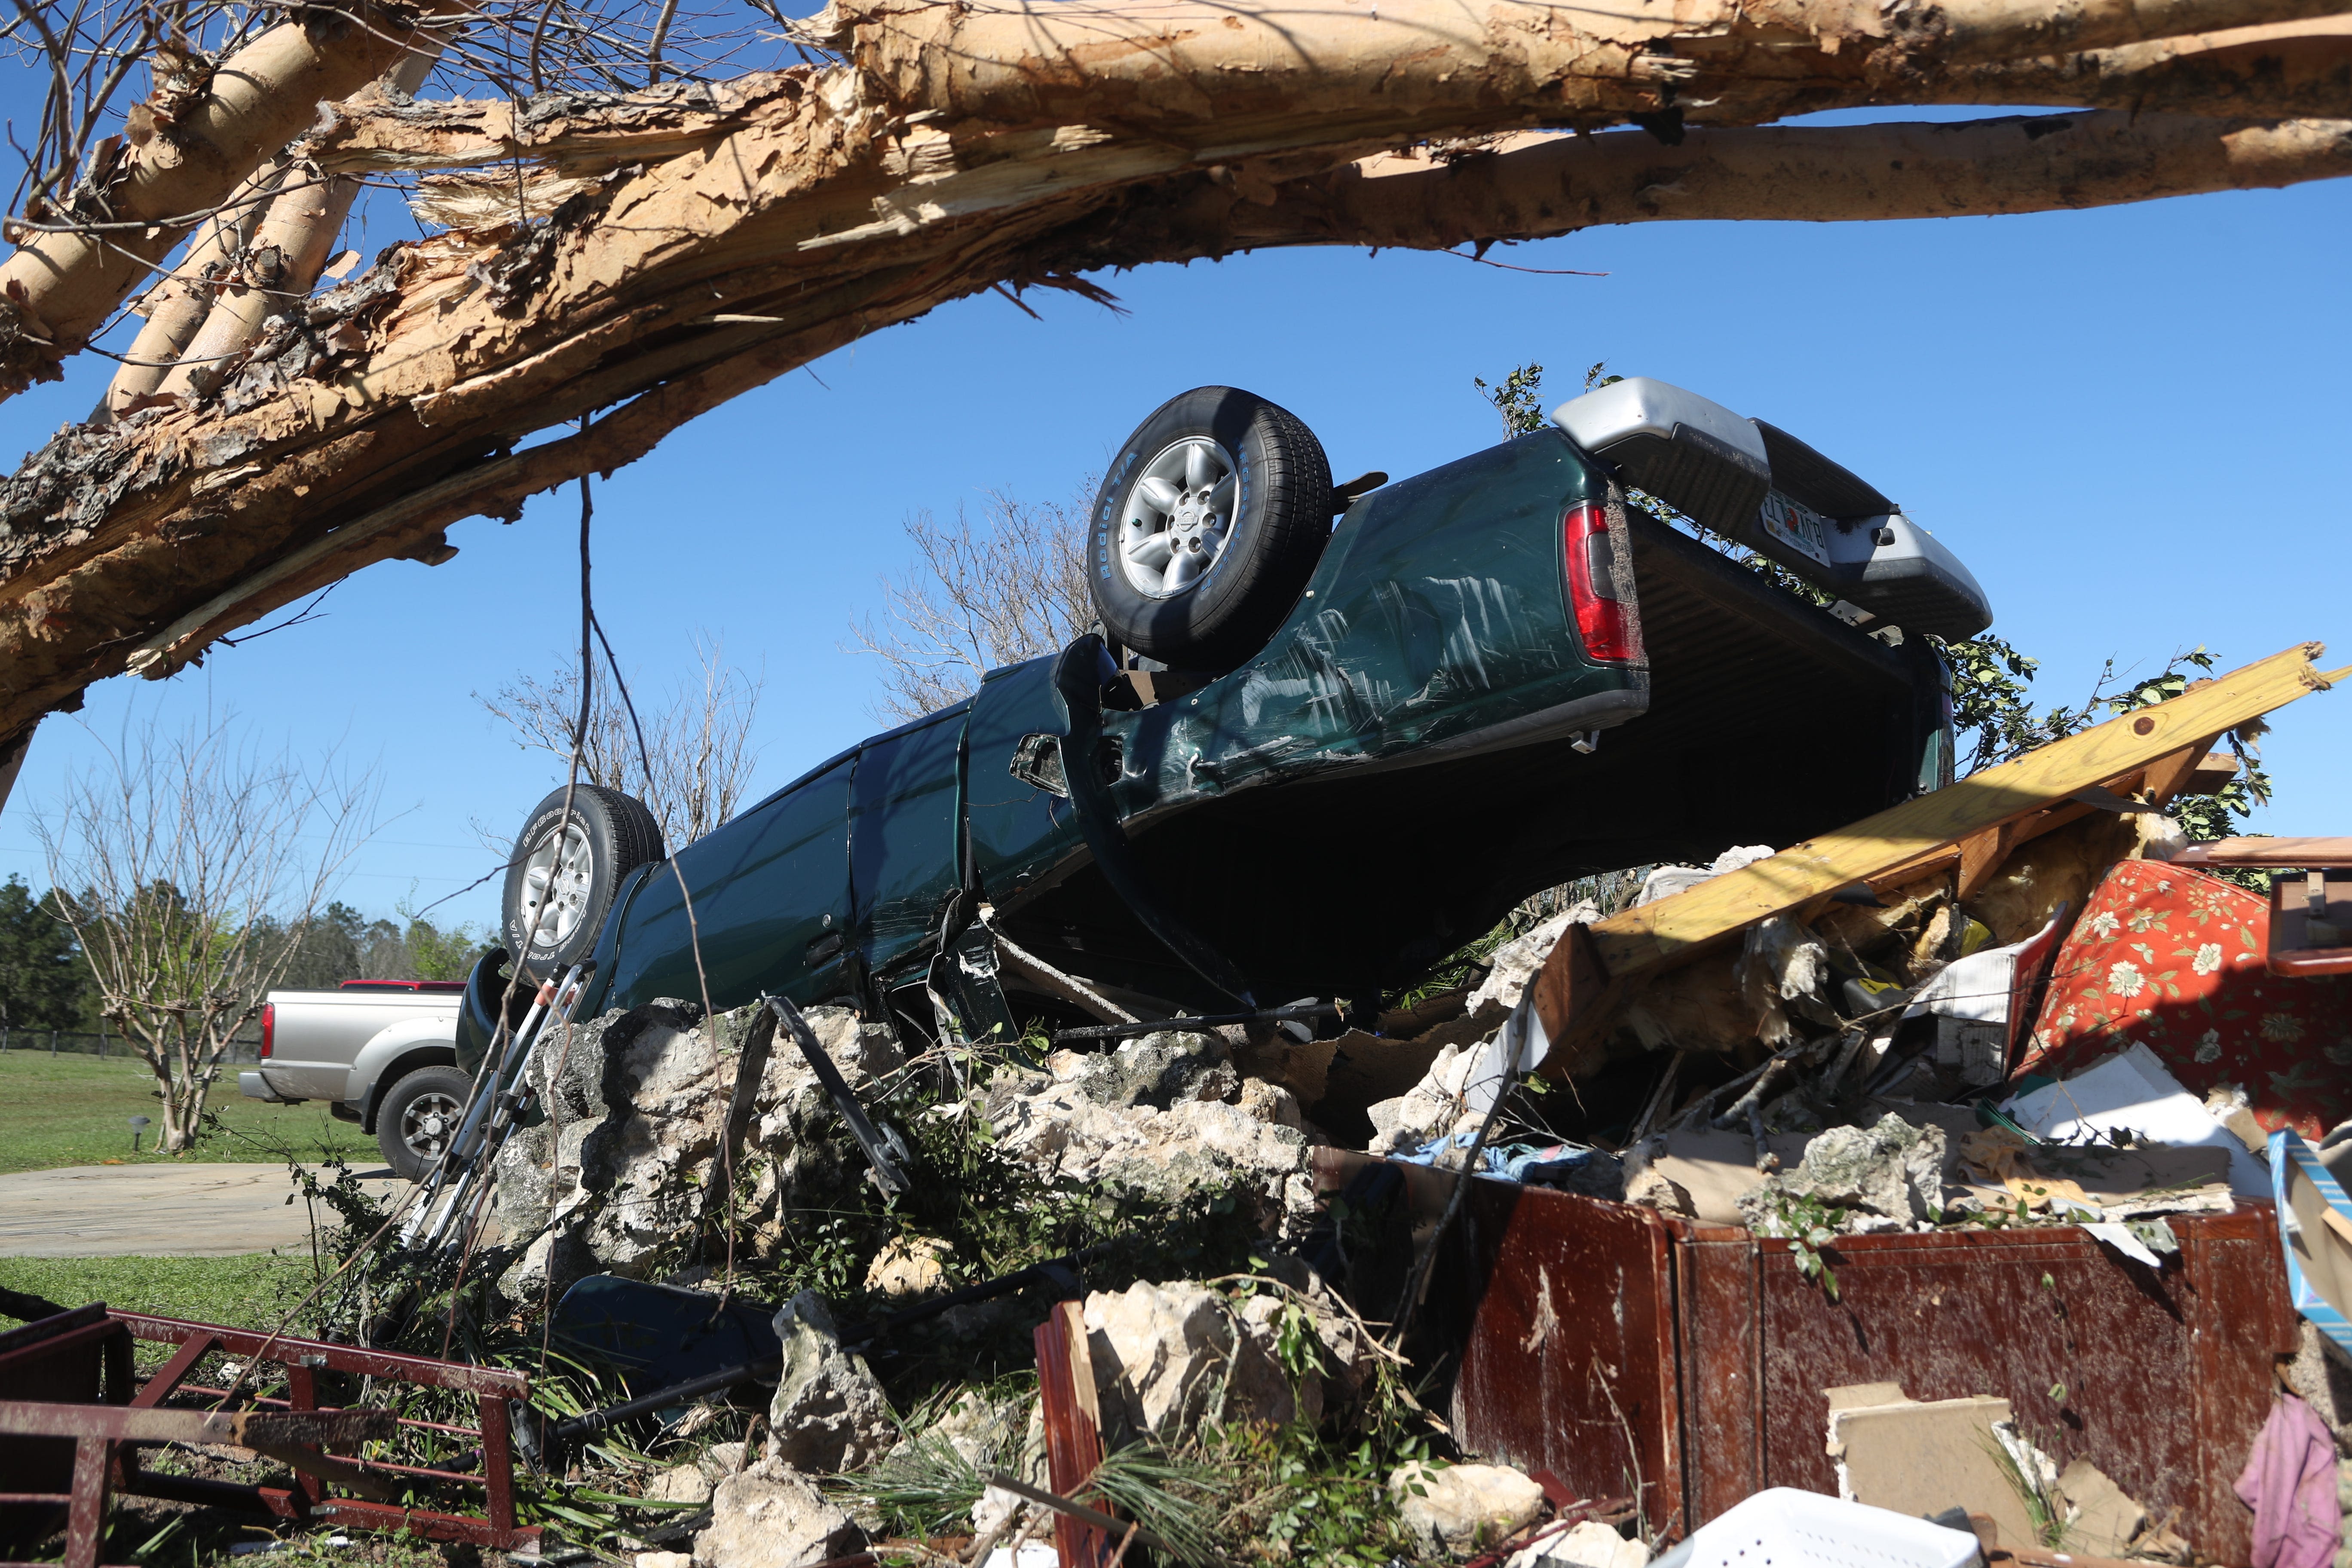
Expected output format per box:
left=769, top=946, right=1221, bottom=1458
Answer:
left=1088, top=387, right=1333, bottom=669
left=377, top=1065, right=473, bottom=1182
left=501, top=784, right=665, bottom=982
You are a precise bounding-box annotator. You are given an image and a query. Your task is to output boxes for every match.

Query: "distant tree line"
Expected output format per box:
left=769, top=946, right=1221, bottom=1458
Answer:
left=0, top=876, right=485, bottom=1035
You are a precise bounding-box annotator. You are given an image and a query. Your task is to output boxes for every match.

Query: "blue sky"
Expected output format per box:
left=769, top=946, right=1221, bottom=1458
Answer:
left=0, top=116, right=2345, bottom=935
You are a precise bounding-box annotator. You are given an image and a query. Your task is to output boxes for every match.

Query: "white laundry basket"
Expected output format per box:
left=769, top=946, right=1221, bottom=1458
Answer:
left=1661, top=1488, right=1982, bottom=1568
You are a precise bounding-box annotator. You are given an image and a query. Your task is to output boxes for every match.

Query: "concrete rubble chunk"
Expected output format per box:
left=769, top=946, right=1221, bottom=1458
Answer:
left=694, top=1459, right=864, bottom=1568
left=1506, top=1519, right=1651, bottom=1568
left=1081, top=1279, right=1298, bottom=1437
left=987, top=1037, right=1316, bottom=1235
left=864, top=1234, right=948, bottom=1298
left=1366, top=1042, right=1484, bottom=1156
left=699, top=1440, right=752, bottom=1480
left=1049, top=1030, right=1239, bottom=1108
left=766, top=1289, right=897, bottom=1473
left=644, top=1463, right=712, bottom=1504
left=634, top=1552, right=694, bottom=1568
left=1740, top=1113, right=1947, bottom=1231
left=495, top=999, right=907, bottom=1299
left=1389, top=1460, right=1546, bottom=1556
left=1470, top=905, right=1599, bottom=1015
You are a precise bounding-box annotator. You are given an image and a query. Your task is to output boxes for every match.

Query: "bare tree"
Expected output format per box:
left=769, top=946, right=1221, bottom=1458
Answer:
left=478, top=636, right=763, bottom=849
left=0, top=0, right=2344, bottom=769
left=34, top=717, right=377, bottom=1152
left=851, top=488, right=1094, bottom=725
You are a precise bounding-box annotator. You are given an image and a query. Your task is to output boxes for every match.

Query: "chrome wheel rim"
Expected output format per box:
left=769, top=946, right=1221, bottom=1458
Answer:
left=518, top=820, right=593, bottom=949
left=1116, top=437, right=1240, bottom=599
left=401, top=1090, right=462, bottom=1162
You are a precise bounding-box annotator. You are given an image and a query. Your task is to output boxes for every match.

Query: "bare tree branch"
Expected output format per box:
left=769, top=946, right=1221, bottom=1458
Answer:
left=0, top=104, right=2339, bottom=767
left=477, top=634, right=763, bottom=847
left=850, top=487, right=1094, bottom=724
left=31, top=717, right=378, bottom=1152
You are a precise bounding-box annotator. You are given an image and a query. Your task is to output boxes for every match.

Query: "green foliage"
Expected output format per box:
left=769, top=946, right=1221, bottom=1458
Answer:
left=0, top=873, right=95, bottom=1030
left=1934, top=630, right=2045, bottom=774
left=1473, top=362, right=1550, bottom=438
left=1744, top=1189, right=1843, bottom=1302
left=1205, top=1422, right=1424, bottom=1567
left=270, top=900, right=487, bottom=988
left=1928, top=637, right=2275, bottom=839
left=1085, top=1439, right=1227, bottom=1567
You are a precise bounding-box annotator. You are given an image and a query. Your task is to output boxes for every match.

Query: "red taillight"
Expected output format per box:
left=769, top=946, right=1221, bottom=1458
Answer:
left=260, top=1002, right=275, bottom=1060
left=1563, top=502, right=1633, bottom=662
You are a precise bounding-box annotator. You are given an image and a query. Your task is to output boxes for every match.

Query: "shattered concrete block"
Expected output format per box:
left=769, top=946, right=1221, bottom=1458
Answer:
left=1236, top=1076, right=1310, bottom=1133
left=496, top=999, right=907, bottom=1301
left=1388, top=1461, right=1546, bottom=1556
left=1470, top=906, right=1599, bottom=1015
left=1367, top=1043, right=1484, bottom=1155
left=695, top=1461, right=863, bottom=1568
left=1052, top=1030, right=1238, bottom=1109
left=766, top=1290, right=897, bottom=1474
left=864, top=1235, right=948, bottom=1298
left=1506, top=1519, right=1651, bottom=1568
left=986, top=1052, right=1316, bottom=1235
left=1741, top=1113, right=1947, bottom=1230
left=1081, top=1280, right=1298, bottom=1439
left=644, top=1464, right=712, bottom=1504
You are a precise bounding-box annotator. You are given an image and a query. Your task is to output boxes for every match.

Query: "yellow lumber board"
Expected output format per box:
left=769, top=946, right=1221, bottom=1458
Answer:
left=1587, top=642, right=2331, bottom=977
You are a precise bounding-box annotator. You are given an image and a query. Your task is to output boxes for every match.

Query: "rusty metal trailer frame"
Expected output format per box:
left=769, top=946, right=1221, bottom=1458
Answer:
left=0, top=1304, right=541, bottom=1568
left=1318, top=1152, right=2297, bottom=1565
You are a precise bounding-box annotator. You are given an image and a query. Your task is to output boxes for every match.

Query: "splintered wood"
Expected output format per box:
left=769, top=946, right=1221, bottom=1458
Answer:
left=1528, top=643, right=2344, bottom=1069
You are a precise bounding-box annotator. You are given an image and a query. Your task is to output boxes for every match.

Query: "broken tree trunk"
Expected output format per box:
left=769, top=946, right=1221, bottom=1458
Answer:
left=0, top=3, right=451, bottom=397
left=0, top=0, right=2347, bottom=760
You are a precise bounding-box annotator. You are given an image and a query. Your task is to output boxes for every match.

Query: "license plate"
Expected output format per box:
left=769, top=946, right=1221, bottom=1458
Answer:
left=1758, top=490, right=1830, bottom=567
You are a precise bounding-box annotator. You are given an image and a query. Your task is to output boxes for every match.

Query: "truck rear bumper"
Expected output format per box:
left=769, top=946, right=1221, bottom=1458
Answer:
left=238, top=1069, right=300, bottom=1104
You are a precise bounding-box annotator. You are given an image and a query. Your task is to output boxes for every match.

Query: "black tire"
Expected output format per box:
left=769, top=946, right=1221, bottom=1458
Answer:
left=1087, top=387, right=1333, bottom=668
left=500, top=784, right=665, bottom=983
left=376, top=1065, right=473, bottom=1182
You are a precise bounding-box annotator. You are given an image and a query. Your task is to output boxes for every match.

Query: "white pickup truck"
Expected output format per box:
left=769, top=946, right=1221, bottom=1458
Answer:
left=237, top=980, right=469, bottom=1181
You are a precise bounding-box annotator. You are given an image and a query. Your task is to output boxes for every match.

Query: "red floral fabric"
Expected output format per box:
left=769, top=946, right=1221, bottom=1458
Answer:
left=2014, top=858, right=2352, bottom=1140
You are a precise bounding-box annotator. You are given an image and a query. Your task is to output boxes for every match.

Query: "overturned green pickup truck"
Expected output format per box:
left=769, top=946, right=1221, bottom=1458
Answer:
left=463, top=378, right=1990, bottom=1051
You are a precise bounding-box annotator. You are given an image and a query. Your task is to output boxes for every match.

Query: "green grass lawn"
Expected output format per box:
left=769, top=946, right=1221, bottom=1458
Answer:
left=0, top=1251, right=315, bottom=1335
left=0, top=1049, right=378, bottom=1174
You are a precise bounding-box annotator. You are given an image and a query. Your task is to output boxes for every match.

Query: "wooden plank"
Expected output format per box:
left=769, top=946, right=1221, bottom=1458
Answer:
left=2142, top=738, right=2215, bottom=803
left=1579, top=643, right=2332, bottom=984
left=1954, top=822, right=2015, bottom=901
left=2180, top=752, right=2241, bottom=796
left=2176, top=837, right=2352, bottom=869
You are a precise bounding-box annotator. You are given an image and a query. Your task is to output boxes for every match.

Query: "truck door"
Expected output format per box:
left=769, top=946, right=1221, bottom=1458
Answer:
left=600, top=756, right=855, bottom=1013
left=848, top=704, right=969, bottom=983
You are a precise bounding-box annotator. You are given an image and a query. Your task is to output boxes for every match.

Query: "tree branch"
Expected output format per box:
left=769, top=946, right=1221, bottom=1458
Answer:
left=0, top=94, right=2343, bottom=752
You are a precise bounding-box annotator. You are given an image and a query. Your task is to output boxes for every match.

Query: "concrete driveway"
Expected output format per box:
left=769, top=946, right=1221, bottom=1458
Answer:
left=0, top=1163, right=407, bottom=1257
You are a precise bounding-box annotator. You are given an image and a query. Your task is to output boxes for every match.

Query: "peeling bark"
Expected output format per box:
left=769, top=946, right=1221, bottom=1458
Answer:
left=0, top=99, right=2344, bottom=756
left=1956, top=16, right=2352, bottom=114
left=0, top=3, right=450, bottom=395
left=0, top=0, right=2346, bottom=754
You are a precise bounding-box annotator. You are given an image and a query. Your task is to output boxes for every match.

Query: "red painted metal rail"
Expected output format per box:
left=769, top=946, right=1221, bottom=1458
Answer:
left=0, top=1304, right=541, bottom=1568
